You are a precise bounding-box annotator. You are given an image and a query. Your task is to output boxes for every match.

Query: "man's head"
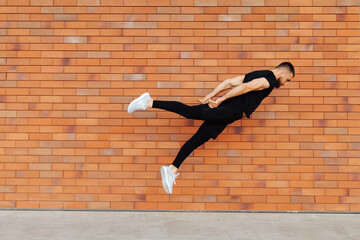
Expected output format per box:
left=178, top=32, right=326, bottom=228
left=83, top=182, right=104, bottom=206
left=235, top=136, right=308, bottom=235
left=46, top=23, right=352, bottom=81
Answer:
left=274, top=62, right=295, bottom=88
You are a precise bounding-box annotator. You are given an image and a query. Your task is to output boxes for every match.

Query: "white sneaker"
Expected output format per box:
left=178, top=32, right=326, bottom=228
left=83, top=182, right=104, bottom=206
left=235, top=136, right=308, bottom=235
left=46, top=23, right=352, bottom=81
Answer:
left=127, top=92, right=151, bottom=113
left=160, top=165, right=179, bottom=195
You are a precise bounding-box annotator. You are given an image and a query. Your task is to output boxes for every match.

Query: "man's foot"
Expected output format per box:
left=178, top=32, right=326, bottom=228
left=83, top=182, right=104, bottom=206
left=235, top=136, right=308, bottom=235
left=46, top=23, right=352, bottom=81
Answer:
left=127, top=92, right=151, bottom=113
left=160, top=165, right=179, bottom=194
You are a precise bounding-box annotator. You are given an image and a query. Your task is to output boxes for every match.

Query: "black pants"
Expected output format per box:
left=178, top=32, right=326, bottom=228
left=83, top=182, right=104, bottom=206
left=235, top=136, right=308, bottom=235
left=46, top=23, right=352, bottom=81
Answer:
left=153, top=100, right=243, bottom=168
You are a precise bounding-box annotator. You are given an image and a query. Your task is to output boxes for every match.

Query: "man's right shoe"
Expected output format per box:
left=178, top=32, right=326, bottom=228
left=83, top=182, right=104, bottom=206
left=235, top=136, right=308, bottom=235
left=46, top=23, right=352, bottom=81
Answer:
left=127, top=92, right=151, bottom=113
left=160, top=165, right=179, bottom=195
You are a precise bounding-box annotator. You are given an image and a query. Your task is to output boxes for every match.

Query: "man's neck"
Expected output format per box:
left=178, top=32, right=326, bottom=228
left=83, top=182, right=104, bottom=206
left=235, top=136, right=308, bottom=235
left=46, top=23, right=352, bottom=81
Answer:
left=271, top=68, right=281, bottom=79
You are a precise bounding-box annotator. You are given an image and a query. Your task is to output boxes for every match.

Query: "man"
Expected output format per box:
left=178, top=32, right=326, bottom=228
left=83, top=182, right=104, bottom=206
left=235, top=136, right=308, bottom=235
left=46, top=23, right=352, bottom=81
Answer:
left=127, top=62, right=295, bottom=194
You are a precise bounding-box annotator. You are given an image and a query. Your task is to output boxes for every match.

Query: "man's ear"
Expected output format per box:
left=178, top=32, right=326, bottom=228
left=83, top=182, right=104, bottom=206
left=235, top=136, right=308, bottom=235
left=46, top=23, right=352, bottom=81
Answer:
left=279, top=70, right=285, bottom=77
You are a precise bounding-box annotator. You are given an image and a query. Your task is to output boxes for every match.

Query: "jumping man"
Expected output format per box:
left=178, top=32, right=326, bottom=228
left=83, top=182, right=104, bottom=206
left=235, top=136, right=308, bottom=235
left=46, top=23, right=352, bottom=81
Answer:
left=127, top=62, right=295, bottom=194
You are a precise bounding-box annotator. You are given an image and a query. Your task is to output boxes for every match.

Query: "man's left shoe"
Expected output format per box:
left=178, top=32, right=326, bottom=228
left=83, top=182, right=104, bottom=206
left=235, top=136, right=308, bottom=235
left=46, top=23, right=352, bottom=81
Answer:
left=160, top=165, right=179, bottom=194
left=127, top=92, right=151, bottom=113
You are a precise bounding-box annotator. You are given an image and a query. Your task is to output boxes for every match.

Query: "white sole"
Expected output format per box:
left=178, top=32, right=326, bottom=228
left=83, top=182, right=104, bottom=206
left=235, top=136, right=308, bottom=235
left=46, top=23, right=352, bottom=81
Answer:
left=160, top=166, right=171, bottom=194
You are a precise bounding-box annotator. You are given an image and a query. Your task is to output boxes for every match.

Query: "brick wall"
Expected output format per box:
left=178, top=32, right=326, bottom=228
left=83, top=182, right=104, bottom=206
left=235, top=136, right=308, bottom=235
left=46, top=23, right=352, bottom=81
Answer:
left=1, top=0, right=359, bottom=211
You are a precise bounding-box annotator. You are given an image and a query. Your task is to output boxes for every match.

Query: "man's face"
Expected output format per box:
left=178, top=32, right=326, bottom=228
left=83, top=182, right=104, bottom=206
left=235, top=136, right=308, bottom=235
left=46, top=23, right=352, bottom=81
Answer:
left=276, top=71, right=294, bottom=88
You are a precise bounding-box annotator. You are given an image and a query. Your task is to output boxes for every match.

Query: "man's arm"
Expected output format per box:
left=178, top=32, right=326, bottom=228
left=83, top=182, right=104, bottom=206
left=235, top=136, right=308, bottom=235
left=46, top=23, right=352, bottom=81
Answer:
left=208, top=77, right=270, bottom=108
left=198, top=75, right=244, bottom=104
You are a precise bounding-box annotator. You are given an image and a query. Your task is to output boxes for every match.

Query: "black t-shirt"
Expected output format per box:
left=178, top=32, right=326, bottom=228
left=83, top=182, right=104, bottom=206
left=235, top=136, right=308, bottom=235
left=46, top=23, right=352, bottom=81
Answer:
left=226, top=70, right=277, bottom=118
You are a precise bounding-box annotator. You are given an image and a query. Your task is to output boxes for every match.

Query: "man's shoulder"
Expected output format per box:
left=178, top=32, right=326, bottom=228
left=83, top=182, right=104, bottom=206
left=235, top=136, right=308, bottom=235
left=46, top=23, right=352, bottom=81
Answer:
left=244, top=70, right=276, bottom=84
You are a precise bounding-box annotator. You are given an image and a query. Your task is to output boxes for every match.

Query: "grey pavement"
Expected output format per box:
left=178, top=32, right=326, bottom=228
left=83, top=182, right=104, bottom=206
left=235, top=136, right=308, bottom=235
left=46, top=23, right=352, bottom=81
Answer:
left=0, top=210, right=359, bottom=240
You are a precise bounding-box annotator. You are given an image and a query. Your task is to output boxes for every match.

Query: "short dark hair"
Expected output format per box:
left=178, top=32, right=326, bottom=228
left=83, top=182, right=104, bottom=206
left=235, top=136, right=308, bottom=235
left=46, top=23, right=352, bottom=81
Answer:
left=276, top=62, right=295, bottom=77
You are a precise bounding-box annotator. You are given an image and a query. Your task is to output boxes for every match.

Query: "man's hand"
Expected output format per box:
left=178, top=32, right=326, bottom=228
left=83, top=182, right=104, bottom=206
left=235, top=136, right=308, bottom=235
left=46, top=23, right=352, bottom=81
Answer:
left=208, top=98, right=222, bottom=108
left=198, top=95, right=212, bottom=104
left=198, top=94, right=222, bottom=108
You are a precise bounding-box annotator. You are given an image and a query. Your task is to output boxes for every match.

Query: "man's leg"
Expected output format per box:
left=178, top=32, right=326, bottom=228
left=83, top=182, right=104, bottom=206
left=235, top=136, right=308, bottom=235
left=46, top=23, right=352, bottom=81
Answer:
left=161, top=121, right=228, bottom=194
left=128, top=93, right=204, bottom=119
left=149, top=99, right=241, bottom=122
left=129, top=92, right=242, bottom=122
left=172, top=121, right=226, bottom=169
left=151, top=100, right=204, bottom=120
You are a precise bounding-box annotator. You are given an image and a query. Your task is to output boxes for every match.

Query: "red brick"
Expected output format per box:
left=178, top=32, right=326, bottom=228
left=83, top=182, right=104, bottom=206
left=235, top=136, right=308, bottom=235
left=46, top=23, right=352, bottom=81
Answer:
left=0, top=0, right=358, bottom=212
